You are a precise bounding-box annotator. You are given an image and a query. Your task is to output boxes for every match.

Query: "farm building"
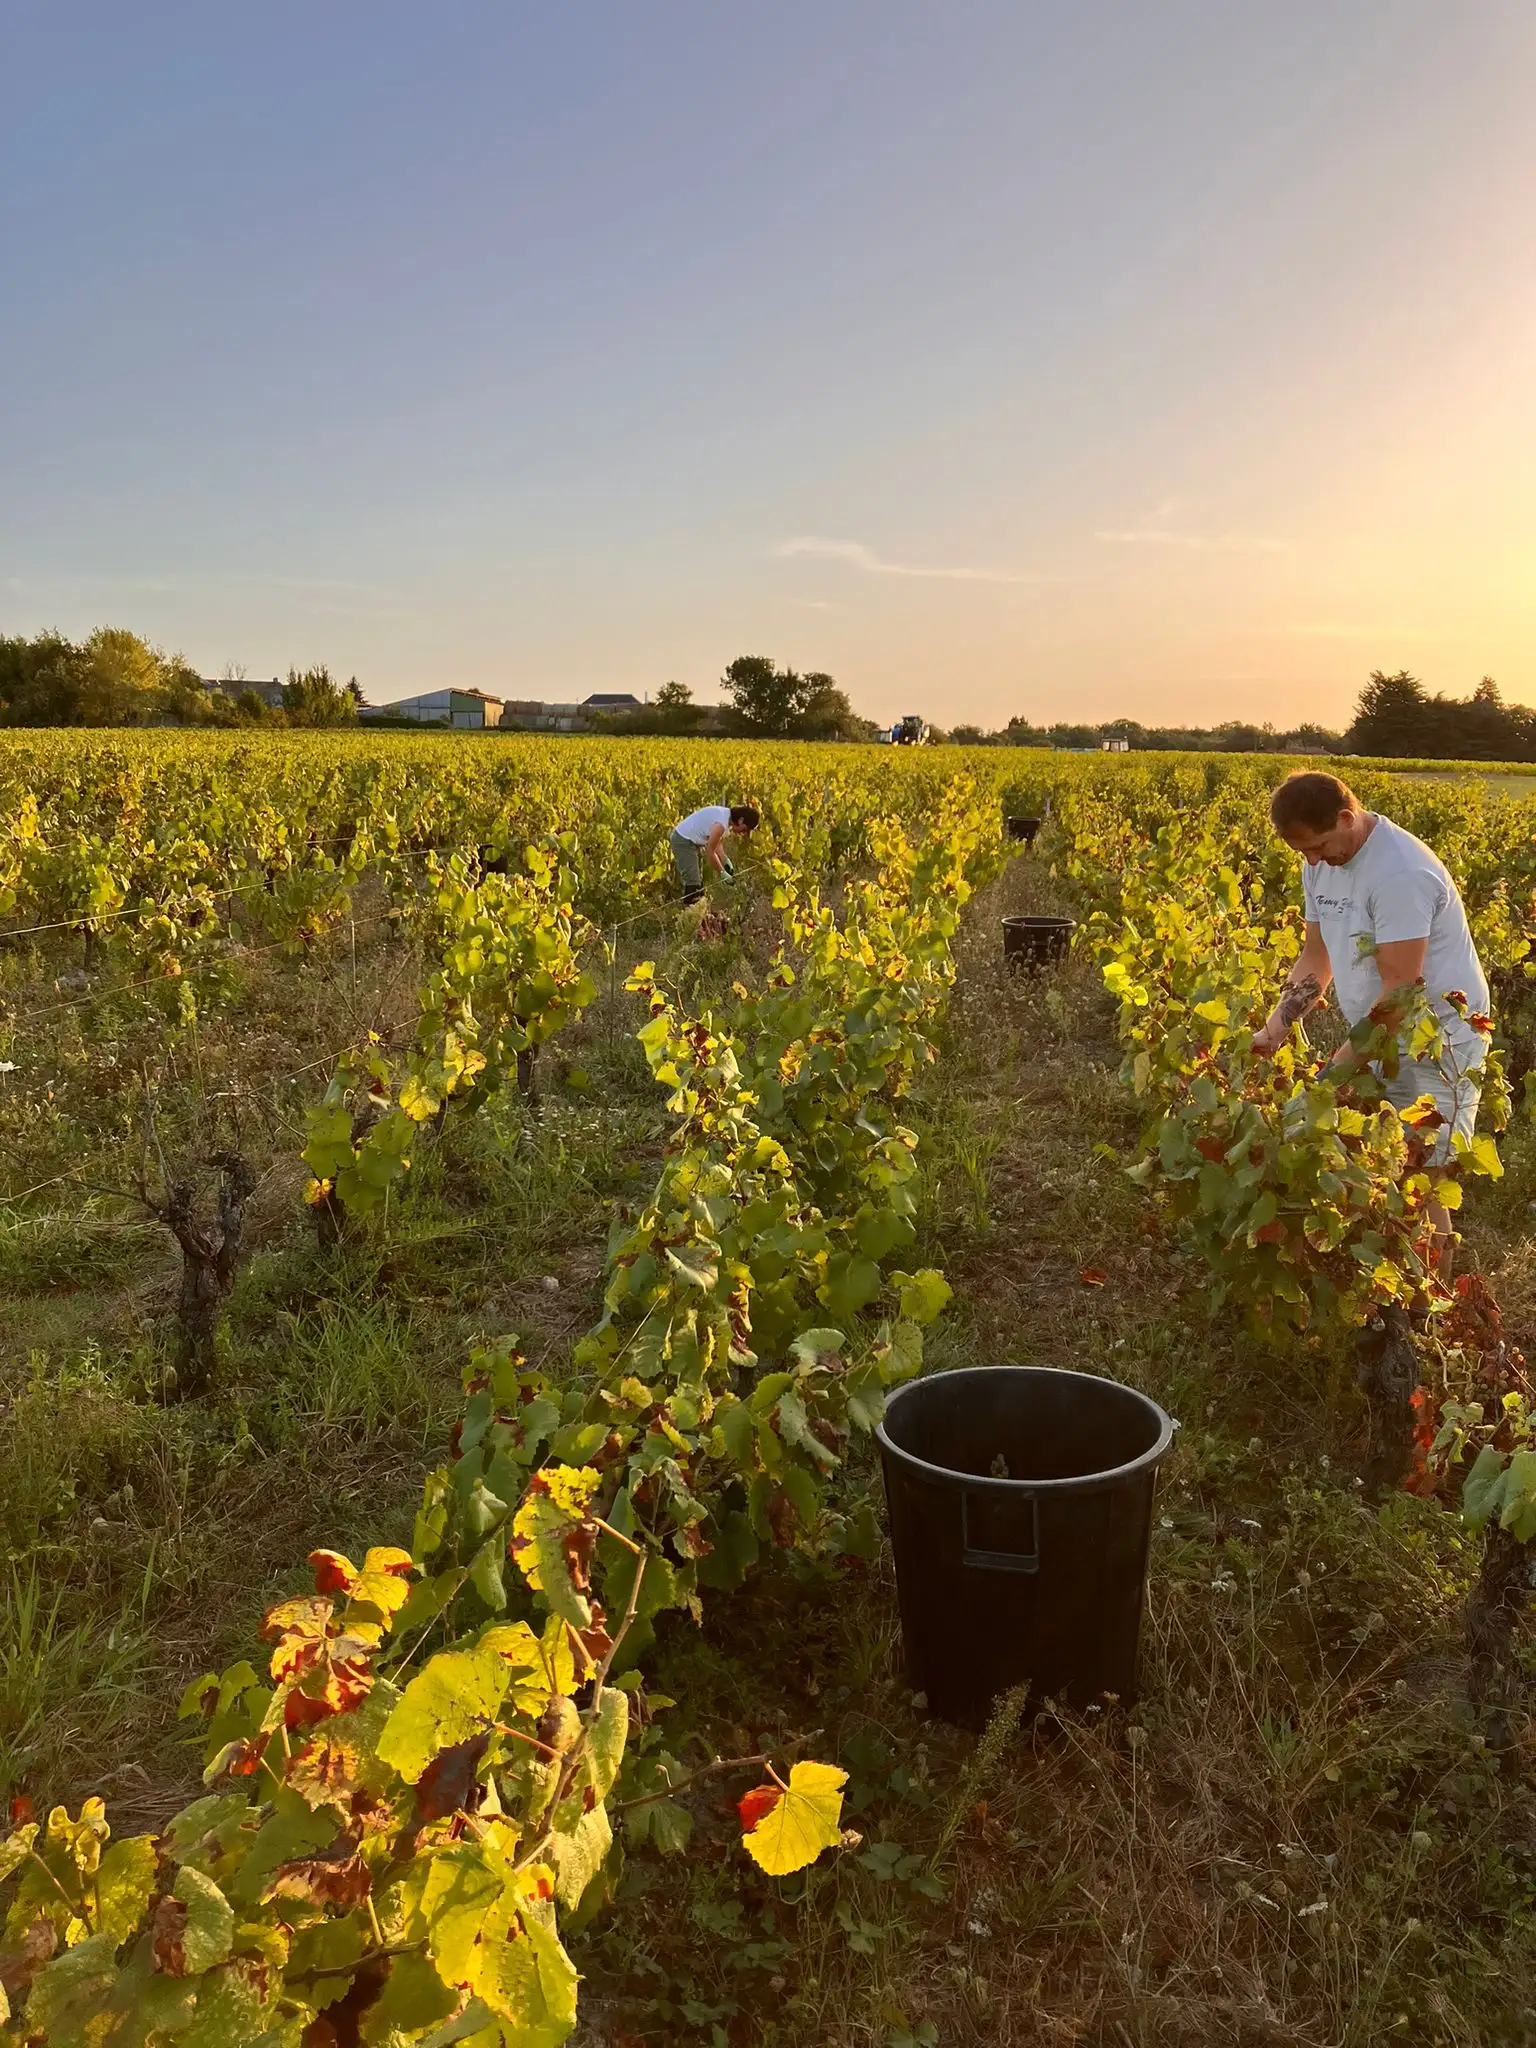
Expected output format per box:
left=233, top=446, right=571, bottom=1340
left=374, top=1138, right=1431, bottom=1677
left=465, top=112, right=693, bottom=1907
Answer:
left=207, top=676, right=284, bottom=709
left=379, top=688, right=504, bottom=728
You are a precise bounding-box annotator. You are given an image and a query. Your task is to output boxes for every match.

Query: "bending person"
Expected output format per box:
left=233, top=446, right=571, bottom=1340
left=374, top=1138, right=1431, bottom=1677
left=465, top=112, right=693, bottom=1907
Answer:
left=669, top=803, right=760, bottom=905
left=1252, top=771, right=1490, bottom=1243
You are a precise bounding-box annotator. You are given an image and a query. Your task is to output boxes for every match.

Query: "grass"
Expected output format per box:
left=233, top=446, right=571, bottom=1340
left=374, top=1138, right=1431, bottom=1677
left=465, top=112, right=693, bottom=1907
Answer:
left=2, top=855, right=1535, bottom=2043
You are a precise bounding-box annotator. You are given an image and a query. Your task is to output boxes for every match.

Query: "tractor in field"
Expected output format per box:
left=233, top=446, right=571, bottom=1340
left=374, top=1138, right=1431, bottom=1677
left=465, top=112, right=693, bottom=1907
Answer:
left=889, top=714, right=930, bottom=746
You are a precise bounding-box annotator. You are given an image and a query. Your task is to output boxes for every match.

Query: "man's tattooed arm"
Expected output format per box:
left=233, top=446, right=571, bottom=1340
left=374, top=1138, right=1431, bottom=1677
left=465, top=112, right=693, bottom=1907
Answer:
left=1272, top=972, right=1322, bottom=1031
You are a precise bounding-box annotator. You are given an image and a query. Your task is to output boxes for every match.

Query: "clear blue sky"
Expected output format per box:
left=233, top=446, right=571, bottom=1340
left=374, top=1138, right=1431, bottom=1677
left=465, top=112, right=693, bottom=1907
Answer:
left=2, top=2, right=1532, bottom=726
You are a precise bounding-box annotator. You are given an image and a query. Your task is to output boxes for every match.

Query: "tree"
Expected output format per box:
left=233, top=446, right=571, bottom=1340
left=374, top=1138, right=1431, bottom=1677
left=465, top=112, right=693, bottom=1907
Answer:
left=655, top=679, right=692, bottom=711
left=797, top=673, right=874, bottom=741
left=0, top=630, right=81, bottom=724
left=282, top=664, right=359, bottom=727
left=1344, top=671, right=1432, bottom=756
left=722, top=655, right=807, bottom=735
left=163, top=656, right=236, bottom=726
left=75, top=628, right=166, bottom=724
left=720, top=656, right=873, bottom=740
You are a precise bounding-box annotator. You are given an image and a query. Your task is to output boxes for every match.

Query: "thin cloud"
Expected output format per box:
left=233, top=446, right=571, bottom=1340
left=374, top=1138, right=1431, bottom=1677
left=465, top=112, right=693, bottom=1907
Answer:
left=773, top=536, right=1040, bottom=585
left=1096, top=528, right=1290, bottom=553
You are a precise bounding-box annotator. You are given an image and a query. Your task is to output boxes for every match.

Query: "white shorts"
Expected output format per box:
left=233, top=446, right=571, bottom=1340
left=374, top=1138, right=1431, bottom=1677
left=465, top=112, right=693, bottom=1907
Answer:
left=1380, top=1057, right=1481, bottom=1168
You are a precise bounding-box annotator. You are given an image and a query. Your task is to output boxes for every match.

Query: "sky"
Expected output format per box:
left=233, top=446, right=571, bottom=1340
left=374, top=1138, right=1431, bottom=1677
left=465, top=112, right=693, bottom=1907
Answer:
left=1, top=2, right=1533, bottom=729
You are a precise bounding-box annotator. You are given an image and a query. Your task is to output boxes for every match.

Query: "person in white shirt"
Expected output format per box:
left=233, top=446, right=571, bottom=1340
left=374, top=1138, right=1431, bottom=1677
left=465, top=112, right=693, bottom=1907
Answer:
left=669, top=803, right=760, bottom=904
left=1252, top=772, right=1490, bottom=1173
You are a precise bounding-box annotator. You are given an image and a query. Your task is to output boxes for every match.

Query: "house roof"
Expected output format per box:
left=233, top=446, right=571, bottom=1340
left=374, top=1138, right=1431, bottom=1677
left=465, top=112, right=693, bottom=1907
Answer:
left=583, top=692, right=641, bottom=708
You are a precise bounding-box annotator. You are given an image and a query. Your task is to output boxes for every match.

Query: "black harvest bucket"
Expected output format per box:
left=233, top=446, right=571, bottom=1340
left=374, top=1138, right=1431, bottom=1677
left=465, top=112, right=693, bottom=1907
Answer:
left=877, top=1367, right=1174, bottom=1728
left=1005, top=815, right=1042, bottom=844
left=1003, top=914, right=1075, bottom=970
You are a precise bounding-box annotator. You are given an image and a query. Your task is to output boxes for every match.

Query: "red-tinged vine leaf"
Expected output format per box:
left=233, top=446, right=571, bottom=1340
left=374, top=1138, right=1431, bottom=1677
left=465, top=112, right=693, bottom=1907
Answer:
left=1079, top=1268, right=1108, bottom=1288
left=766, top=1489, right=800, bottom=1548
left=1398, top=1094, right=1447, bottom=1130
left=9, top=1793, right=35, bottom=1829
left=263, top=1839, right=373, bottom=1909
left=308, top=1549, right=358, bottom=1596
left=150, top=1896, right=189, bottom=1976
left=1469, top=1012, right=1494, bottom=1035
left=283, top=1656, right=372, bottom=1733
left=1404, top=1386, right=1439, bottom=1498
left=509, top=1465, right=601, bottom=1627
left=1253, top=1219, right=1287, bottom=1246
left=737, top=1784, right=781, bottom=1832
left=285, top=1735, right=365, bottom=1810
left=1194, top=1137, right=1227, bottom=1163
left=575, top=1615, right=616, bottom=1668
left=414, top=1732, right=490, bottom=1823
left=262, top=1596, right=334, bottom=1683
left=0, top=1915, right=57, bottom=1995
left=1442, top=989, right=1469, bottom=1014
left=205, top=1732, right=271, bottom=1782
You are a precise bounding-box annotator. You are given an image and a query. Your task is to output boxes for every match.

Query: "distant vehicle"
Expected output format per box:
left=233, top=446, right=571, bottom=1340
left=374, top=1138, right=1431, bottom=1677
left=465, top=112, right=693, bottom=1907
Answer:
left=889, top=715, right=929, bottom=746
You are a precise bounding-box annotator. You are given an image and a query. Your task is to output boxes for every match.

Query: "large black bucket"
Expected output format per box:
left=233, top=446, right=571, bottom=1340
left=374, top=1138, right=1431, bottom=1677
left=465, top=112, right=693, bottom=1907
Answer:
left=1005, top=815, right=1042, bottom=845
left=877, top=1367, right=1174, bottom=1727
left=1003, top=914, right=1075, bottom=970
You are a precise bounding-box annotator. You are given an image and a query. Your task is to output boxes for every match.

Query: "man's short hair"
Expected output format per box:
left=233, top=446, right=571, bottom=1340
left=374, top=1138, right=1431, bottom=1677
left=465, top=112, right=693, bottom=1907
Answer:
left=1269, top=772, right=1360, bottom=835
left=729, top=804, right=760, bottom=832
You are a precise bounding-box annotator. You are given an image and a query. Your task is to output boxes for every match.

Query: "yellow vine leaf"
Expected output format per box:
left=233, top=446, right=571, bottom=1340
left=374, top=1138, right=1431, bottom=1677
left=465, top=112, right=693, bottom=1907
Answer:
left=740, top=1761, right=847, bottom=1876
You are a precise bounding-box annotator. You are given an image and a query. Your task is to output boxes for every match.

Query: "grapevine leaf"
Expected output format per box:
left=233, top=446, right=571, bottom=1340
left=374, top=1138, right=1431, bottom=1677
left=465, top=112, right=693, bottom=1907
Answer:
left=1498, top=1448, right=1536, bottom=1543
left=474, top=1902, right=579, bottom=2045
left=17, top=1932, right=119, bottom=2040
left=376, top=1641, right=512, bottom=1784
left=892, top=1269, right=952, bottom=1324
left=1457, top=1133, right=1504, bottom=1180
left=1461, top=1445, right=1507, bottom=1531
left=820, top=1254, right=883, bottom=1323
left=788, top=1328, right=845, bottom=1374
left=776, top=1389, right=839, bottom=1470
left=95, top=1834, right=159, bottom=1946
left=414, top=1732, right=491, bottom=1823
left=665, top=1243, right=719, bottom=1292
left=547, top=1803, right=613, bottom=1910
left=740, top=1761, right=848, bottom=1876
left=509, top=1466, right=600, bottom=1627
left=738, top=1785, right=780, bottom=1831
left=363, top=1952, right=459, bottom=2037
left=157, top=1865, right=234, bottom=1976
left=420, top=1848, right=504, bottom=1986
left=584, top=1687, right=630, bottom=1804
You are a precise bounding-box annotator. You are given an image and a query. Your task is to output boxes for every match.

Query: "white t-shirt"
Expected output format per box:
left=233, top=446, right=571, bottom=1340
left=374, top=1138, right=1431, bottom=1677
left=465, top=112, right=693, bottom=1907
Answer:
left=1302, top=814, right=1489, bottom=1061
left=674, top=805, right=731, bottom=846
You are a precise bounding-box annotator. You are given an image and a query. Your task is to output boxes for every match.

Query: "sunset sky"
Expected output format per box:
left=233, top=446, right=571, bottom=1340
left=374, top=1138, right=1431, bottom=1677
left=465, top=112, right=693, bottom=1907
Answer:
left=2, top=3, right=1532, bottom=728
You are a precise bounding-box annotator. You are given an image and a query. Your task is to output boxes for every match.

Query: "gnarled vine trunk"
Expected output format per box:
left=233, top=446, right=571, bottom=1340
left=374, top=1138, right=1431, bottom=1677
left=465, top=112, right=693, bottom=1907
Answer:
left=156, top=1151, right=257, bottom=1398
left=1467, top=1523, right=1534, bottom=1719
left=1356, top=1303, right=1418, bottom=1496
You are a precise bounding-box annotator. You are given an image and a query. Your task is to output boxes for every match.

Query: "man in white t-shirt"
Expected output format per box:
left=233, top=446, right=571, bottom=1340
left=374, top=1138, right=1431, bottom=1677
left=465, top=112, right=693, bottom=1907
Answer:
left=1252, top=772, right=1490, bottom=1167
left=669, top=803, right=760, bottom=904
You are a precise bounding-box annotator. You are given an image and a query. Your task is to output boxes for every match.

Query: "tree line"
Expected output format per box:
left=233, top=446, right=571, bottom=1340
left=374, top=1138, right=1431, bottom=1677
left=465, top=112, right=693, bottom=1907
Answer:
left=3, top=629, right=1527, bottom=760
left=598, top=657, right=879, bottom=740
left=1341, top=672, right=1536, bottom=762
left=0, top=627, right=363, bottom=728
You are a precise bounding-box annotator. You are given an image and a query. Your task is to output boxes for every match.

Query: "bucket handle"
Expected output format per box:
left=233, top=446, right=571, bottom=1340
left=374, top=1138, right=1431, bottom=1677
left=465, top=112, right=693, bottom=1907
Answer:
left=960, top=1487, right=1039, bottom=1574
